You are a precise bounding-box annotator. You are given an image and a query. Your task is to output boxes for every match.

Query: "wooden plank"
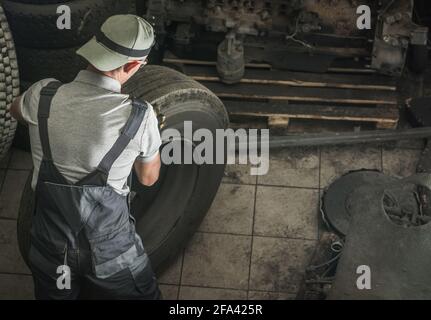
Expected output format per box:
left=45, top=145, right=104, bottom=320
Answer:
left=205, top=82, right=398, bottom=105
left=268, top=116, right=290, bottom=128
left=224, top=101, right=399, bottom=124
left=164, top=57, right=376, bottom=74
left=163, top=57, right=272, bottom=69
left=163, top=52, right=375, bottom=75
left=298, top=46, right=369, bottom=58
left=376, top=122, right=398, bottom=129
left=328, top=67, right=375, bottom=74
left=229, top=121, right=267, bottom=130
left=183, top=65, right=396, bottom=91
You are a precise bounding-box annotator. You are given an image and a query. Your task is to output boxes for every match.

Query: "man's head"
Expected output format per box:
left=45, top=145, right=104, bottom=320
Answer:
left=77, top=15, right=155, bottom=85
left=88, top=57, right=147, bottom=85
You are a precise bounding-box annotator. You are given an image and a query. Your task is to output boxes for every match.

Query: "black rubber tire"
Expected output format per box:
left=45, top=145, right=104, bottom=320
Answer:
left=17, top=66, right=229, bottom=274
left=0, top=5, right=20, bottom=159
left=12, top=81, right=32, bottom=153
left=125, top=66, right=229, bottom=272
left=6, top=0, right=68, bottom=3
left=12, top=123, right=31, bottom=152
left=2, top=0, right=133, bottom=49
left=16, top=46, right=86, bottom=83
left=17, top=171, right=34, bottom=267
left=409, top=44, right=428, bottom=74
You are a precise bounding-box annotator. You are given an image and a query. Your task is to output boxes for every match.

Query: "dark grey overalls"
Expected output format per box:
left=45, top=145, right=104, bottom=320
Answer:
left=28, top=81, right=161, bottom=300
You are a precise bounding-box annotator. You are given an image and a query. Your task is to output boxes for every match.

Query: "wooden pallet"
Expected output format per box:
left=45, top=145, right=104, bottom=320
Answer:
left=163, top=54, right=400, bottom=130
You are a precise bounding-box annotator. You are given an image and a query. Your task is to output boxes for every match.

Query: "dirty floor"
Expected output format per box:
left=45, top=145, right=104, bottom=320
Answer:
left=0, top=138, right=424, bottom=300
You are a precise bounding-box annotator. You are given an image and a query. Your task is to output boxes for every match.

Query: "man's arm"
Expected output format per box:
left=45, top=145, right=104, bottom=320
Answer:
left=9, top=79, right=57, bottom=126
left=134, top=152, right=161, bottom=186
left=9, top=95, right=26, bottom=124
left=133, top=104, right=162, bottom=186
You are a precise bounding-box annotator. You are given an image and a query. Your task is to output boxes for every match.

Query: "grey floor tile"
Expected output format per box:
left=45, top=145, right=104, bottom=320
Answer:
left=249, top=236, right=316, bottom=293
left=158, top=252, right=183, bottom=285
left=179, top=286, right=247, bottom=300
left=254, top=186, right=319, bottom=240
left=0, top=170, right=31, bottom=219
left=159, top=284, right=179, bottom=300
left=0, top=219, right=31, bottom=274
left=9, top=149, right=33, bottom=170
left=258, top=147, right=319, bottom=188
left=199, top=184, right=255, bottom=235
left=247, top=290, right=296, bottom=300
left=320, top=145, right=382, bottom=188
left=0, top=151, right=11, bottom=169
left=181, top=232, right=251, bottom=290
left=0, top=274, right=34, bottom=300
left=0, top=170, right=5, bottom=190
left=223, top=164, right=257, bottom=185
left=382, top=148, right=422, bottom=178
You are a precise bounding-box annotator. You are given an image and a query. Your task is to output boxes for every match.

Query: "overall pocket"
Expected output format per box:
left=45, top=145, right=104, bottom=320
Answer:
left=88, top=222, right=138, bottom=279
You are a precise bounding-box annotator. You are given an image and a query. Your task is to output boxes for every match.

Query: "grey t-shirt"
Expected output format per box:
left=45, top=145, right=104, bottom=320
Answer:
left=19, top=70, right=162, bottom=194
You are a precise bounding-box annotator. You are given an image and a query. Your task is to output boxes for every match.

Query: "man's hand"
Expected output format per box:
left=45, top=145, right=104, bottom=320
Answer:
left=134, top=152, right=161, bottom=186
left=9, top=95, right=26, bottom=124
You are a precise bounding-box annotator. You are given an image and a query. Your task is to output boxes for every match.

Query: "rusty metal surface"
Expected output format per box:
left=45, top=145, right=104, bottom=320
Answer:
left=329, top=175, right=431, bottom=300
left=156, top=0, right=376, bottom=37
left=148, top=0, right=425, bottom=76
left=371, top=0, right=424, bottom=76
left=322, top=170, right=398, bottom=236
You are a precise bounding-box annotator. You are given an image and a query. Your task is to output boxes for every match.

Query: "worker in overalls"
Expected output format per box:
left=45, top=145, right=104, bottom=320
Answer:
left=9, top=15, right=162, bottom=300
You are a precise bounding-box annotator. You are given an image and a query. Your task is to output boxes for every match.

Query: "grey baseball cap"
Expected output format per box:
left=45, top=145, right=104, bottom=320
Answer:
left=77, top=14, right=155, bottom=72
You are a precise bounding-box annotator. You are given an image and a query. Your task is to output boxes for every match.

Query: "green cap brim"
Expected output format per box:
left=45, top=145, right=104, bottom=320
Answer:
left=77, top=37, right=130, bottom=72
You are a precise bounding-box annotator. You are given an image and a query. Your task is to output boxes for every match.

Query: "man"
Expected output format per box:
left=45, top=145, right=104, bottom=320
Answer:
left=9, top=15, right=162, bottom=300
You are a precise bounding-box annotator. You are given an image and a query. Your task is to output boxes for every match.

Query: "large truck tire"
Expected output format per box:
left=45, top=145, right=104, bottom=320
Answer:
left=2, top=0, right=133, bottom=49
left=17, top=66, right=229, bottom=274
left=5, top=0, right=68, bottom=3
left=0, top=5, right=20, bottom=159
left=16, top=46, right=85, bottom=83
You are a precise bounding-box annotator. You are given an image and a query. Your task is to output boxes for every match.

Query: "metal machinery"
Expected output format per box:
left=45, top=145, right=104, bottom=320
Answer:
left=143, top=0, right=428, bottom=83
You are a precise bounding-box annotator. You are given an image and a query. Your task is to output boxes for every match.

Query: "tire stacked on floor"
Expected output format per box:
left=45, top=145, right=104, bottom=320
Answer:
left=0, top=5, right=20, bottom=159
left=2, top=0, right=134, bottom=150
left=2, top=0, right=134, bottom=86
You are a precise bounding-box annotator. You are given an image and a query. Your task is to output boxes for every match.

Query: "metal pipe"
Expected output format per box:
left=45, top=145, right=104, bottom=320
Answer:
left=237, top=127, right=431, bottom=150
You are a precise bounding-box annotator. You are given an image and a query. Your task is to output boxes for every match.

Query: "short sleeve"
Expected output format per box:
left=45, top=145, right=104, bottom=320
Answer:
left=136, top=104, right=162, bottom=163
left=19, top=78, right=57, bottom=125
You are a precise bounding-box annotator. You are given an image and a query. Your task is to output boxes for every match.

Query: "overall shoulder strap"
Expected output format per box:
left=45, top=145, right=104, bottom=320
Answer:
left=96, top=98, right=148, bottom=176
left=38, top=81, right=63, bottom=161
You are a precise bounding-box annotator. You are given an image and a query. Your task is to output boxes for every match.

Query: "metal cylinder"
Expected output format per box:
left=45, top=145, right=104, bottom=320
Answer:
left=216, top=33, right=245, bottom=84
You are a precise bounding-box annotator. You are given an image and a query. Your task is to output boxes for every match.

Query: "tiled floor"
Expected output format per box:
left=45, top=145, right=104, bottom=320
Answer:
left=0, top=141, right=424, bottom=300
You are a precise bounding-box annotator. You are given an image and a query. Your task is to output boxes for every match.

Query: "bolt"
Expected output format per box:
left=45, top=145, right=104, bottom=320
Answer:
left=394, top=12, right=403, bottom=21
left=261, top=10, right=269, bottom=20
left=385, top=15, right=396, bottom=24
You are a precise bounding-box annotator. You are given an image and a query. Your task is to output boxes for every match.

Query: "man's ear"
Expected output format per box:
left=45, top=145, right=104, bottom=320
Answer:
left=124, top=61, right=141, bottom=73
